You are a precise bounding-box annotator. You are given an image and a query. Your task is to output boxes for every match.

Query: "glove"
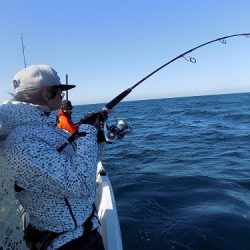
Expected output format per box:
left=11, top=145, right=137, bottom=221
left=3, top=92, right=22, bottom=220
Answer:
left=80, top=111, right=108, bottom=128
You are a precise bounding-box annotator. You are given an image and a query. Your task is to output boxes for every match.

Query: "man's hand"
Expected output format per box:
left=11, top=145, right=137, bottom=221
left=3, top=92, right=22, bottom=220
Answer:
left=80, top=111, right=108, bottom=129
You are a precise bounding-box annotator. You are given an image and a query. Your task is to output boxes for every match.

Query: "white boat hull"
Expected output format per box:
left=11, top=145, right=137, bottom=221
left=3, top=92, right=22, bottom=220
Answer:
left=95, top=162, right=123, bottom=250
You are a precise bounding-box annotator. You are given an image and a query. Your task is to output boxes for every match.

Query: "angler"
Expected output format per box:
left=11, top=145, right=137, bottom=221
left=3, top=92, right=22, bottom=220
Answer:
left=0, top=65, right=107, bottom=250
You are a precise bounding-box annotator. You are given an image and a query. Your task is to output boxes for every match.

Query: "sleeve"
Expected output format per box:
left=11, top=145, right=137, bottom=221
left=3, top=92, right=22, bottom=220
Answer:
left=4, top=125, right=100, bottom=198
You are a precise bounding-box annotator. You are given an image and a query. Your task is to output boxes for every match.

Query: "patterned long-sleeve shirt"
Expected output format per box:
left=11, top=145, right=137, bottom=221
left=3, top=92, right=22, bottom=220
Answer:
left=0, top=101, right=102, bottom=249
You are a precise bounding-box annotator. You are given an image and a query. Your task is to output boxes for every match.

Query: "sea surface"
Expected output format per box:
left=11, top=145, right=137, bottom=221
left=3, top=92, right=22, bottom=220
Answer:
left=73, top=92, right=250, bottom=250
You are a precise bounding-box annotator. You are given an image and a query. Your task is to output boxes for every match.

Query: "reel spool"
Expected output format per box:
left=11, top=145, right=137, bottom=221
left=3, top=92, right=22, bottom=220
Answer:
left=104, top=116, right=132, bottom=143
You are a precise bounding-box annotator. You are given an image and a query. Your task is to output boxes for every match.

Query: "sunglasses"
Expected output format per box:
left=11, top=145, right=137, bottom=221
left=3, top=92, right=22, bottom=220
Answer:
left=60, top=92, right=65, bottom=99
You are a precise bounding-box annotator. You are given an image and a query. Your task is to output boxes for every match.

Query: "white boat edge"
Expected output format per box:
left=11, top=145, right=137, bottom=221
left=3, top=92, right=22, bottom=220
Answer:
left=95, top=161, right=123, bottom=250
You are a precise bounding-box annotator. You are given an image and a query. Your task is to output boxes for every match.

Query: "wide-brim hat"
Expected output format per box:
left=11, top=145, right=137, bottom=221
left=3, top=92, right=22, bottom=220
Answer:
left=12, top=64, right=76, bottom=93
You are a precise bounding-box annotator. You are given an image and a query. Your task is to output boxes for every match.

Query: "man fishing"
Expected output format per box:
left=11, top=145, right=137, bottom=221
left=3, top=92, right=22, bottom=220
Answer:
left=57, top=100, right=80, bottom=134
left=0, top=64, right=106, bottom=249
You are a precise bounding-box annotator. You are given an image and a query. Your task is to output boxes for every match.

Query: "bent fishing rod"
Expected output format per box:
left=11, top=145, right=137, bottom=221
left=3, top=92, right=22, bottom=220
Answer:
left=104, top=32, right=249, bottom=110
left=57, top=32, right=250, bottom=152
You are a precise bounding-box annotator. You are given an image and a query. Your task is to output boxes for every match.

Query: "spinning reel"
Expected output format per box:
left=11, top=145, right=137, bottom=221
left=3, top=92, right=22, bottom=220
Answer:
left=104, top=115, right=132, bottom=143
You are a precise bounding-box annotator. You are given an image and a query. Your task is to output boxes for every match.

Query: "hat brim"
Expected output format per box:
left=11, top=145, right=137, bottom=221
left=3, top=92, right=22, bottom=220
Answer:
left=58, top=84, right=76, bottom=91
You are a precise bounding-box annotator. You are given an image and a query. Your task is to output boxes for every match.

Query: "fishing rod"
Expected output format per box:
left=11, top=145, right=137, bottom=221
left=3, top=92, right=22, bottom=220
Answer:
left=57, top=32, right=250, bottom=152
left=65, top=74, right=69, bottom=101
left=20, top=33, right=27, bottom=68
left=104, top=32, right=250, bottom=110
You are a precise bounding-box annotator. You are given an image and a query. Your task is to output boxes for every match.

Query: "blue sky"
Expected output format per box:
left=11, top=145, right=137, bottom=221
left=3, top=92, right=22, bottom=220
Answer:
left=0, top=0, right=249, bottom=105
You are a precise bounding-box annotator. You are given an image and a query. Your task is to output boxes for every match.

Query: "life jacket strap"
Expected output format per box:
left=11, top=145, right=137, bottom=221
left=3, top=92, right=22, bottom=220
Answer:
left=83, top=203, right=97, bottom=238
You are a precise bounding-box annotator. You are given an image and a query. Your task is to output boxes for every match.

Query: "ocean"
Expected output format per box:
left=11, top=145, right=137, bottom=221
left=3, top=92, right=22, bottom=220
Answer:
left=73, top=92, right=250, bottom=250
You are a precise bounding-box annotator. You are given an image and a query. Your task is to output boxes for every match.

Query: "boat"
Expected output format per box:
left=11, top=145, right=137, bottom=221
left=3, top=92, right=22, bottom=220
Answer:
left=95, top=161, right=123, bottom=250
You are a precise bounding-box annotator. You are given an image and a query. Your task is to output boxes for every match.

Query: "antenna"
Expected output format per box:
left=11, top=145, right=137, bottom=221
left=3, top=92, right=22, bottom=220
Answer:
left=21, top=33, right=27, bottom=68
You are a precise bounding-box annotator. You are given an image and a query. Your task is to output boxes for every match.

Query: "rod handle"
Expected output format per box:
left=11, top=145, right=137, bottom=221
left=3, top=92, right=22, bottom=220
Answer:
left=105, top=88, right=132, bottom=110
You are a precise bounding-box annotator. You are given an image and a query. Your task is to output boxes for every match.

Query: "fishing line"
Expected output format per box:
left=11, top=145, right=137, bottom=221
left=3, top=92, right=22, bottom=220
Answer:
left=57, top=33, right=250, bottom=152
